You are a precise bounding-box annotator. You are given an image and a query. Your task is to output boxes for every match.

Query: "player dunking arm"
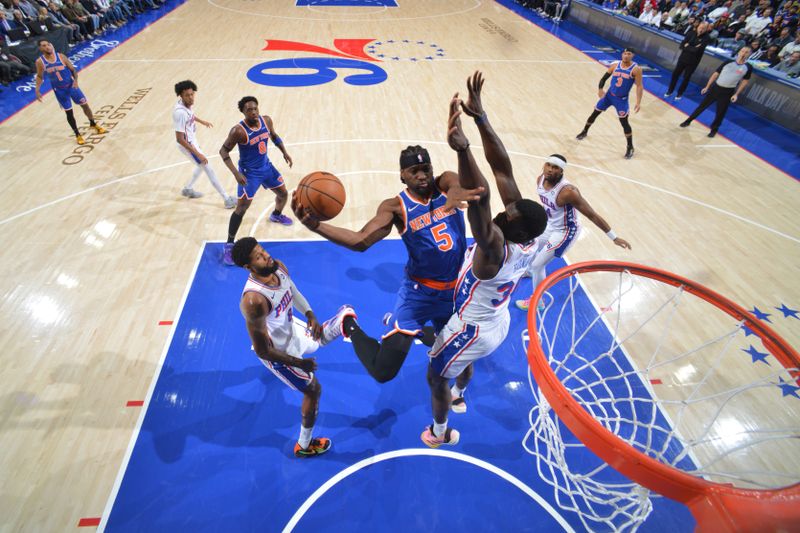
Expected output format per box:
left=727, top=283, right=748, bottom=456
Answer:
left=292, top=146, right=483, bottom=384
left=34, top=39, right=106, bottom=145
left=232, top=237, right=355, bottom=458
left=220, top=96, right=294, bottom=266
left=575, top=47, right=643, bottom=159
left=172, top=80, right=236, bottom=208
left=456, top=72, right=631, bottom=313
left=420, top=95, right=548, bottom=448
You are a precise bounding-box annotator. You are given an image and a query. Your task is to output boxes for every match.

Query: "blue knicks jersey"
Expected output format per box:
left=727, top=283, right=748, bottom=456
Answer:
left=608, top=61, right=637, bottom=99
left=399, top=188, right=466, bottom=284
left=40, top=54, right=73, bottom=90
left=237, top=116, right=271, bottom=172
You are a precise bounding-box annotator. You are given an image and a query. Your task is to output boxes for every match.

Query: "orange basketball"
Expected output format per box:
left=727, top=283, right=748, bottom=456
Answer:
left=297, top=171, right=346, bottom=221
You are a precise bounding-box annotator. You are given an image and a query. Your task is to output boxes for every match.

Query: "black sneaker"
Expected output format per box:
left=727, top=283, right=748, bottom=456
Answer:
left=576, top=131, right=588, bottom=140
left=707, top=129, right=718, bottom=138
left=679, top=120, right=691, bottom=128
left=624, top=146, right=635, bottom=159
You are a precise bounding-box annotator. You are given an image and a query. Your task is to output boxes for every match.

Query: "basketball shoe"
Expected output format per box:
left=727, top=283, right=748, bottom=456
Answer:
left=224, top=195, right=236, bottom=209
left=322, top=305, right=357, bottom=344
left=92, top=124, right=107, bottom=134
left=515, top=299, right=546, bottom=312
left=76, top=135, right=85, bottom=145
left=269, top=212, right=293, bottom=225
left=181, top=187, right=203, bottom=199
left=451, top=397, right=467, bottom=414
left=294, top=437, right=331, bottom=458
left=420, top=425, right=460, bottom=448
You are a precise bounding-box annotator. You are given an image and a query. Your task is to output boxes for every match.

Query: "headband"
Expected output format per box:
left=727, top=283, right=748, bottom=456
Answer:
left=546, top=156, right=567, bottom=169
left=400, top=149, right=431, bottom=169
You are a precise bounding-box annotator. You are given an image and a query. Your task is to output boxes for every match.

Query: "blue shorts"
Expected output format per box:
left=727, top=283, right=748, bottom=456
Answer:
left=382, top=277, right=455, bottom=339
left=238, top=161, right=284, bottom=199
left=595, top=92, right=629, bottom=117
left=54, top=86, right=87, bottom=111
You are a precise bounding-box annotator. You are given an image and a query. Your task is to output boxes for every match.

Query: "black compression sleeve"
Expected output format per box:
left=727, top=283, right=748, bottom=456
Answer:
left=598, top=72, right=611, bottom=89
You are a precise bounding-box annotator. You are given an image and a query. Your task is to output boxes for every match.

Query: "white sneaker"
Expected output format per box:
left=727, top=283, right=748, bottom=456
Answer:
left=181, top=187, right=203, bottom=199
left=321, top=305, right=356, bottom=345
left=224, top=195, right=236, bottom=209
left=451, top=397, right=467, bottom=414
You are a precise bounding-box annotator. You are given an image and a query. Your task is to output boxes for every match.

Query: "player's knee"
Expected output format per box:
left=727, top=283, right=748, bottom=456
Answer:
left=373, top=366, right=399, bottom=383
left=305, top=377, right=321, bottom=397
left=274, top=188, right=288, bottom=200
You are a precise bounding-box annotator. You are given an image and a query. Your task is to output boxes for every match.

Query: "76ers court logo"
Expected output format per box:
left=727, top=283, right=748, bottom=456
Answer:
left=247, top=39, right=446, bottom=87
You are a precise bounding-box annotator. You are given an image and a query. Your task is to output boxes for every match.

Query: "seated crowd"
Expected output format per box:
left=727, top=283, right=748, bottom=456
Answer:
left=0, top=0, right=167, bottom=85
left=597, top=0, right=800, bottom=77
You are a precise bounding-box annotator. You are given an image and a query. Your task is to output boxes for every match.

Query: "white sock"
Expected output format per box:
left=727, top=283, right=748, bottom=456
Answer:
left=298, top=424, right=313, bottom=449
left=202, top=164, right=228, bottom=199
left=451, top=384, right=465, bottom=399
left=184, top=165, right=202, bottom=190
left=433, top=420, right=447, bottom=438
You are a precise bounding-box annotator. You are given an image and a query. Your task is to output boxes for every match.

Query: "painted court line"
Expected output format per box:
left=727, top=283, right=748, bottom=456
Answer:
left=281, top=448, right=575, bottom=533
left=98, top=244, right=206, bottom=532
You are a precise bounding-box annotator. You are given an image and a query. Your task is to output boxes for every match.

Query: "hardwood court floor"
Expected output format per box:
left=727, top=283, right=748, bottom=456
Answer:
left=0, top=0, right=798, bottom=530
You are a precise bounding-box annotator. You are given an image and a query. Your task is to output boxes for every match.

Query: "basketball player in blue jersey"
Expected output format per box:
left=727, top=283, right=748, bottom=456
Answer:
left=34, top=39, right=107, bottom=145
left=419, top=96, right=548, bottom=448
left=220, top=96, right=294, bottom=265
left=458, top=72, right=631, bottom=315
left=292, top=146, right=483, bottom=384
left=575, top=48, right=643, bottom=159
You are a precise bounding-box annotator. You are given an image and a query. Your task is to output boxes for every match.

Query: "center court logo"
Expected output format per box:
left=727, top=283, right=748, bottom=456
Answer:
left=247, top=39, right=446, bottom=87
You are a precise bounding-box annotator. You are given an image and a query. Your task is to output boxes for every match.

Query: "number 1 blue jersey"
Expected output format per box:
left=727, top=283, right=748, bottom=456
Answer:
left=398, top=187, right=466, bottom=285
left=39, top=53, right=73, bottom=90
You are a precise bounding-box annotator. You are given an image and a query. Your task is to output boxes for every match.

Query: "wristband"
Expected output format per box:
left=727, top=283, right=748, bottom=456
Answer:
left=273, top=136, right=283, bottom=146
left=606, top=230, right=617, bottom=241
left=475, top=113, right=487, bottom=125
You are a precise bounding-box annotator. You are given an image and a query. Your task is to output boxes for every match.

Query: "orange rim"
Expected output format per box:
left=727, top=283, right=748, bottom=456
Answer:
left=526, top=261, right=800, bottom=531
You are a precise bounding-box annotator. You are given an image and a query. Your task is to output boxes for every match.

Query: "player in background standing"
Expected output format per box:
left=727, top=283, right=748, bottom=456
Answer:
left=232, top=236, right=355, bottom=457
left=420, top=95, right=548, bottom=448
left=221, top=96, right=294, bottom=265
left=172, top=80, right=235, bottom=208
left=575, top=47, right=643, bottom=159
left=34, top=39, right=106, bottom=145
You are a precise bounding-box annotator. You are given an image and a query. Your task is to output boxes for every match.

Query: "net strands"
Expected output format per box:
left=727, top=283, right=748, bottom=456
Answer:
left=523, top=262, right=800, bottom=532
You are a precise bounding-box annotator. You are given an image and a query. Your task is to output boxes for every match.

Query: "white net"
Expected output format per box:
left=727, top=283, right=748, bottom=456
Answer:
left=523, top=266, right=800, bottom=532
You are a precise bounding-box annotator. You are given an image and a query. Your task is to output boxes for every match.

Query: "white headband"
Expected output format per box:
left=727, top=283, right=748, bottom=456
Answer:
left=546, top=156, right=566, bottom=169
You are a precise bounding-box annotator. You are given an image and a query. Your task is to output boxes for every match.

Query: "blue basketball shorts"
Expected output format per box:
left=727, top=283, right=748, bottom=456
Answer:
left=238, top=160, right=284, bottom=199
left=595, top=93, right=630, bottom=117
left=54, top=86, right=87, bottom=111
left=382, top=277, right=456, bottom=339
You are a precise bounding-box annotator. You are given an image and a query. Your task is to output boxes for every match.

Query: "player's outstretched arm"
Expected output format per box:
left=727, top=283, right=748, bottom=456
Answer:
left=597, top=63, right=615, bottom=98
left=34, top=58, right=44, bottom=101
left=460, top=71, right=522, bottom=206
left=292, top=193, right=397, bottom=252
left=448, top=94, right=504, bottom=277
left=220, top=126, right=247, bottom=185
left=265, top=115, right=292, bottom=168
left=241, top=292, right=316, bottom=372
left=61, top=54, right=78, bottom=87
left=559, top=186, right=632, bottom=250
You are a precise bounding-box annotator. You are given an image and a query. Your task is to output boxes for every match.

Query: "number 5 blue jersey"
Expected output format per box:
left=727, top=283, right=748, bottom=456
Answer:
left=398, top=186, right=466, bottom=286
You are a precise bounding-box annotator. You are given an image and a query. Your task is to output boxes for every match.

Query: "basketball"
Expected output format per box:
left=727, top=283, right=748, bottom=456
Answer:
left=296, top=171, right=346, bottom=221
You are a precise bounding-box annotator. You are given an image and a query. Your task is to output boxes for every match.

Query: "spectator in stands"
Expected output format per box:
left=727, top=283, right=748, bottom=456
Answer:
left=1, top=1, right=13, bottom=19
left=639, top=2, right=661, bottom=25
left=0, top=42, right=30, bottom=84
left=762, top=43, right=782, bottom=65
left=708, top=0, right=731, bottom=20
left=742, top=38, right=764, bottom=59
left=62, top=0, right=95, bottom=37
left=719, top=28, right=750, bottom=50
left=11, top=9, right=31, bottom=36
left=30, top=6, right=55, bottom=35
left=675, top=14, right=697, bottom=34
left=744, top=7, right=772, bottom=36
left=0, top=11, right=15, bottom=41
left=666, top=21, right=712, bottom=99
left=770, top=25, right=792, bottom=48
left=47, top=2, right=82, bottom=42
left=666, top=1, right=691, bottom=29
left=774, top=50, right=800, bottom=76
left=779, top=30, right=800, bottom=58
left=14, top=0, right=38, bottom=19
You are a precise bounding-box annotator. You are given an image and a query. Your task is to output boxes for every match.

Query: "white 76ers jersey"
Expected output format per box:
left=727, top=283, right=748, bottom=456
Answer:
left=454, top=240, right=539, bottom=322
left=172, top=99, right=197, bottom=145
left=537, top=174, right=580, bottom=233
left=242, top=266, right=296, bottom=350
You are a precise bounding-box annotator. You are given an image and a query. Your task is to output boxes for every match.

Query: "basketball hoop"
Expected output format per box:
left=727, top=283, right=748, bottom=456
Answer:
left=523, top=261, right=800, bottom=532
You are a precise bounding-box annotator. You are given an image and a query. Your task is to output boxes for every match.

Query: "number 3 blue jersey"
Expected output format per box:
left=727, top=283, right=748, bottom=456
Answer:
left=398, top=187, right=466, bottom=285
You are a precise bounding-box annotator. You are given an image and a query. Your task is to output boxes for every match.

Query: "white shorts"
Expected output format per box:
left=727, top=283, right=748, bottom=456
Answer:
left=429, top=311, right=511, bottom=379
left=176, top=141, right=207, bottom=165
left=260, top=319, right=320, bottom=392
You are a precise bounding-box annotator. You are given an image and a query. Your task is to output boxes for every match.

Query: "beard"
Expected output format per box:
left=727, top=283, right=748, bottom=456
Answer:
left=253, top=262, right=279, bottom=277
